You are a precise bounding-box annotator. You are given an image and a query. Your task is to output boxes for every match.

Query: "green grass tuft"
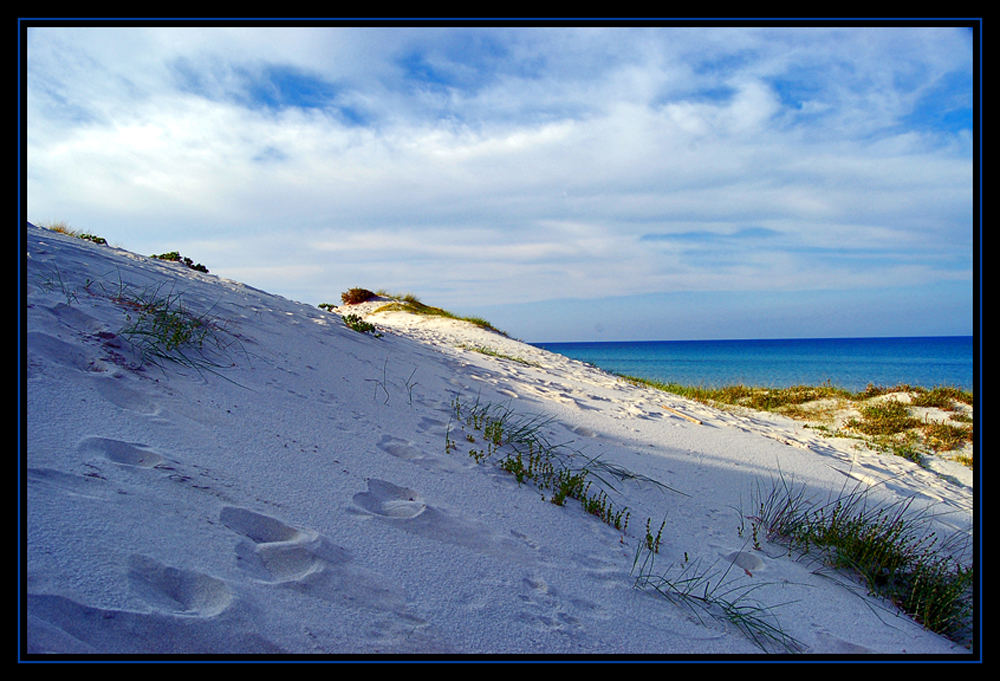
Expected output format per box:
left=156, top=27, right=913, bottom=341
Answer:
left=744, top=474, right=973, bottom=644
left=150, top=251, right=209, bottom=273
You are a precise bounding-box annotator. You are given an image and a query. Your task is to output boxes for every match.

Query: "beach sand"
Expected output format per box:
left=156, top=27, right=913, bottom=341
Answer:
left=22, top=223, right=976, bottom=658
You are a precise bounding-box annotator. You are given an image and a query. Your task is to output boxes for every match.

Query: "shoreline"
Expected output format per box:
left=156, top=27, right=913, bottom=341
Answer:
left=532, top=337, right=974, bottom=395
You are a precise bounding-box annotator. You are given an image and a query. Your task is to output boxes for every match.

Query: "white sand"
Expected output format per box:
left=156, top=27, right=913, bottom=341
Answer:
left=22, top=223, right=976, bottom=658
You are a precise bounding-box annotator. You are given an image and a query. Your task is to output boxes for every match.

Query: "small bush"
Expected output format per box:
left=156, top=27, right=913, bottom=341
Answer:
left=151, top=251, right=209, bottom=274
left=343, top=313, right=382, bottom=337
left=341, top=288, right=377, bottom=305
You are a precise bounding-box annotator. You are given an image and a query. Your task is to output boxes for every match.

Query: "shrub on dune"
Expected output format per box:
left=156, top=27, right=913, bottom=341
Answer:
left=341, top=288, right=377, bottom=305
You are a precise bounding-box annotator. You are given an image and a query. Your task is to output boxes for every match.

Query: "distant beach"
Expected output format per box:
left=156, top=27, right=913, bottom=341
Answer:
left=532, top=336, right=974, bottom=393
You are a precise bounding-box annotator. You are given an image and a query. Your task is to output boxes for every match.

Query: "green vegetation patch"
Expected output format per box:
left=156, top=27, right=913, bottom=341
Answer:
left=619, top=374, right=974, bottom=467
left=745, top=475, right=973, bottom=645
left=342, top=313, right=382, bottom=337
left=845, top=399, right=920, bottom=436
left=373, top=296, right=507, bottom=335
left=151, top=251, right=209, bottom=273
left=43, top=221, right=107, bottom=245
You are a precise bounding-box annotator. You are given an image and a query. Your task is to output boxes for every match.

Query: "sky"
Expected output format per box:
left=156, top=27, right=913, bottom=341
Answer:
left=23, top=21, right=976, bottom=342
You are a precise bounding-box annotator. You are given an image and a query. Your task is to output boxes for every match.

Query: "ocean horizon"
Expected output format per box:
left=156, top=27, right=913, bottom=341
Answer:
left=531, top=335, right=974, bottom=393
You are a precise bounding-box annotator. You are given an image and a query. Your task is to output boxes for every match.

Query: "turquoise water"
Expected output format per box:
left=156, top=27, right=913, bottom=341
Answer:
left=531, top=337, right=974, bottom=393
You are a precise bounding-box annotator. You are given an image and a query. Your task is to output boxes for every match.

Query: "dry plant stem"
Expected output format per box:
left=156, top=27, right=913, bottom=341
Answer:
left=631, top=544, right=804, bottom=654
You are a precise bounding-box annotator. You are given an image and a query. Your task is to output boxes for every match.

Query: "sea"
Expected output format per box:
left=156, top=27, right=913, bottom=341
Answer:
left=531, top=336, right=975, bottom=393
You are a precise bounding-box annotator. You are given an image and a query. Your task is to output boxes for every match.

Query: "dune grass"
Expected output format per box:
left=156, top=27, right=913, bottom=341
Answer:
left=113, top=283, right=241, bottom=375
left=42, top=221, right=108, bottom=246
left=372, top=295, right=508, bottom=336
left=458, top=344, right=539, bottom=367
left=631, top=544, right=804, bottom=654
left=342, top=313, right=383, bottom=337
left=447, top=396, right=805, bottom=652
left=150, top=251, right=210, bottom=274
left=447, top=395, right=684, bottom=546
left=618, top=374, right=974, bottom=466
left=744, top=474, right=974, bottom=645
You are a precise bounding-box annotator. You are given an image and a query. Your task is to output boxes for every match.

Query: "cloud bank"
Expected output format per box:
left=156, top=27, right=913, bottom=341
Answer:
left=25, top=24, right=974, bottom=340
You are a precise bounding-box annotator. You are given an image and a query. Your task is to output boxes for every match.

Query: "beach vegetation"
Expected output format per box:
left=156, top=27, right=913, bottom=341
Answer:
left=43, top=221, right=108, bottom=245
left=631, top=543, right=804, bottom=653
left=112, top=282, right=243, bottom=377
left=743, top=474, right=974, bottom=645
left=36, top=264, right=80, bottom=304
left=845, top=399, right=919, bottom=436
left=342, top=313, right=382, bottom=337
left=921, top=421, right=973, bottom=453
left=459, top=344, right=539, bottom=367
left=447, top=395, right=673, bottom=544
left=341, top=287, right=378, bottom=305
left=373, top=298, right=507, bottom=336
left=150, top=251, right=209, bottom=273
left=618, top=374, right=974, bottom=467
left=375, top=289, right=421, bottom=304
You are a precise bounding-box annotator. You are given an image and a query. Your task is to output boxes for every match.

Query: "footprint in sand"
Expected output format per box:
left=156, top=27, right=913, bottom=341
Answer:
left=27, top=331, right=110, bottom=374
left=89, top=376, right=160, bottom=416
left=25, top=592, right=284, bottom=654
left=515, top=574, right=586, bottom=640
left=377, top=434, right=466, bottom=473
left=416, top=415, right=448, bottom=436
left=810, top=629, right=877, bottom=654
left=722, top=550, right=766, bottom=575
left=26, top=466, right=110, bottom=501
left=127, top=554, right=233, bottom=617
left=352, top=479, right=534, bottom=561
left=78, top=436, right=165, bottom=468
left=220, top=506, right=347, bottom=583
left=220, top=506, right=407, bottom=612
left=352, top=479, right=428, bottom=520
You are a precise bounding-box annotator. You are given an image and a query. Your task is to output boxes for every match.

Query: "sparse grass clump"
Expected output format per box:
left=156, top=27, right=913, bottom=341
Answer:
left=43, top=221, right=107, bottom=245
left=151, top=251, right=209, bottom=273
left=744, top=475, right=974, bottom=644
left=447, top=396, right=677, bottom=542
left=921, top=421, right=973, bottom=453
left=911, top=386, right=974, bottom=409
left=459, top=344, right=539, bottom=367
left=112, top=282, right=240, bottom=376
left=631, top=545, right=804, bottom=653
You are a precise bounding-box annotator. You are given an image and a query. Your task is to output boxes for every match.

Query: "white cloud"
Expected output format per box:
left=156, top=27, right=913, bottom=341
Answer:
left=25, top=24, right=974, bottom=336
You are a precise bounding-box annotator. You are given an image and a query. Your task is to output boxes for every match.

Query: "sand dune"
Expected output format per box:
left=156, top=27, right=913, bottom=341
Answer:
left=22, top=223, right=975, bottom=659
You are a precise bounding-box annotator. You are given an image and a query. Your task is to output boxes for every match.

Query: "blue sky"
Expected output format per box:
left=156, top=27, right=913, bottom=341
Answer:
left=24, top=23, right=976, bottom=342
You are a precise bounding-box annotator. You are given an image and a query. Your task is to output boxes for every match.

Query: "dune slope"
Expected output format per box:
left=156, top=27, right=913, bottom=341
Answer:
left=23, top=224, right=974, bottom=657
